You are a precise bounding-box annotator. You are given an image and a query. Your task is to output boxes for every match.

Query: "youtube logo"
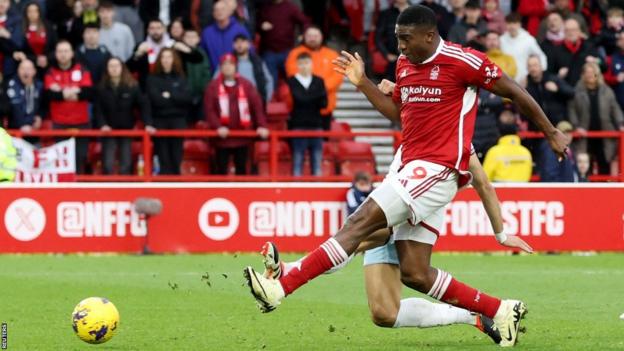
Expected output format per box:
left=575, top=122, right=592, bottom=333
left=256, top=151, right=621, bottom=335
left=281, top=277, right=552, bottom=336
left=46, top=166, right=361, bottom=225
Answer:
left=198, top=198, right=239, bottom=241
left=208, top=211, right=230, bottom=227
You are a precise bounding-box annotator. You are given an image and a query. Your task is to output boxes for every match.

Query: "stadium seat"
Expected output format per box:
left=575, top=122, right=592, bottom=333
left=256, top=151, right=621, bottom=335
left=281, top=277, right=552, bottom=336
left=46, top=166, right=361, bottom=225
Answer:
left=181, top=139, right=211, bottom=175
left=330, top=121, right=353, bottom=141
left=337, top=140, right=376, bottom=177
left=181, top=159, right=210, bottom=175
left=254, top=140, right=292, bottom=176
left=267, top=101, right=289, bottom=131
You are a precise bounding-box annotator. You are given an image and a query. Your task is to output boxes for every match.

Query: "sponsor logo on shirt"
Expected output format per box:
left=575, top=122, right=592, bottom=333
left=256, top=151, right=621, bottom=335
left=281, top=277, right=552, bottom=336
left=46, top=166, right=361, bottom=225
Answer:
left=430, top=65, right=440, bottom=80
left=400, top=85, right=442, bottom=103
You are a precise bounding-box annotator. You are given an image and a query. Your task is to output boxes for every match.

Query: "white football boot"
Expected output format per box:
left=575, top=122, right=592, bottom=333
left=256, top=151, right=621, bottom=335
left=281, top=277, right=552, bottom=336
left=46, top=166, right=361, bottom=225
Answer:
left=243, top=266, right=285, bottom=313
left=260, top=241, right=283, bottom=279
left=493, top=299, right=528, bottom=347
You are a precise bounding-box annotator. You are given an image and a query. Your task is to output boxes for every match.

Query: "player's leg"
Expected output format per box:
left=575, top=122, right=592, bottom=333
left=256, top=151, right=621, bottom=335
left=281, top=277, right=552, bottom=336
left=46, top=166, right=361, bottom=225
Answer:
left=395, top=223, right=526, bottom=347
left=244, top=160, right=453, bottom=312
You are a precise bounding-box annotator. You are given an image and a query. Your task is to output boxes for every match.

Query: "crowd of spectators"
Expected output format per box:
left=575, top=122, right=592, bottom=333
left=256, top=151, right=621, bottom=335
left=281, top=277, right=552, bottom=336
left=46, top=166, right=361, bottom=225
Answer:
left=0, top=0, right=623, bottom=181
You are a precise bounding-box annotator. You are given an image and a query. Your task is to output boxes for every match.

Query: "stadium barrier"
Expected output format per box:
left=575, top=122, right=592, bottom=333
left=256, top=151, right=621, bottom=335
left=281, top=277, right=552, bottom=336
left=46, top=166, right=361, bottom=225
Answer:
left=1, top=183, right=622, bottom=253
left=7, top=129, right=624, bottom=182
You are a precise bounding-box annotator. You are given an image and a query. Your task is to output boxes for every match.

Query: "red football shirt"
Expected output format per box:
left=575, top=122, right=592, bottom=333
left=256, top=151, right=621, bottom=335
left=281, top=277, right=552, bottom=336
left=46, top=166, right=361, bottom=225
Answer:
left=392, top=40, right=502, bottom=173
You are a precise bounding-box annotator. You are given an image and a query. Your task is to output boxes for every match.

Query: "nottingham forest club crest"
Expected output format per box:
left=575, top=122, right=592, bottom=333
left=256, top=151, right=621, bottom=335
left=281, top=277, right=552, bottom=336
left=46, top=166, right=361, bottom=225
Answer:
left=430, top=65, right=440, bottom=80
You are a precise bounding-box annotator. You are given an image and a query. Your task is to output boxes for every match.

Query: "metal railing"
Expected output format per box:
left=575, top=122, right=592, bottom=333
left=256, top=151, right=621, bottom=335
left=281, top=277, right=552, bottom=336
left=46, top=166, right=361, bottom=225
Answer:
left=7, top=129, right=624, bottom=182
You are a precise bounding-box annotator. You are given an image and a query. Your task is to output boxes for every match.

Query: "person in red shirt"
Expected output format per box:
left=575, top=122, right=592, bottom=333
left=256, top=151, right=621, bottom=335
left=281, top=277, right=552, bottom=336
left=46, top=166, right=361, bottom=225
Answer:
left=244, top=5, right=568, bottom=348
left=20, top=2, right=56, bottom=76
left=43, top=40, right=93, bottom=174
left=205, top=54, right=268, bottom=175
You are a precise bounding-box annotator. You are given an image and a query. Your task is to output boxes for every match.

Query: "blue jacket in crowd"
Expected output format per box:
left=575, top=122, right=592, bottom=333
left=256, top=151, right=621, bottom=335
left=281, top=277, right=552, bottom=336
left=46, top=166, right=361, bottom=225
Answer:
left=346, top=186, right=373, bottom=216
left=4, top=77, right=43, bottom=129
left=200, top=17, right=250, bottom=71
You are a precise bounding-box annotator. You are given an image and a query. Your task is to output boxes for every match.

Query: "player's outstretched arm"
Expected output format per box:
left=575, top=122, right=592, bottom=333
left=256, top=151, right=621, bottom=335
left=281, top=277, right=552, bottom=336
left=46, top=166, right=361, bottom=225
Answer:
left=489, top=73, right=569, bottom=160
left=333, top=51, right=401, bottom=123
left=469, top=154, right=534, bottom=253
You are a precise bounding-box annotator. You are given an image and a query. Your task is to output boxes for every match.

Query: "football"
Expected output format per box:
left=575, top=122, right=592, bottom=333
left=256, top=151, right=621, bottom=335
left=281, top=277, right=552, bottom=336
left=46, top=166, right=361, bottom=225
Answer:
left=71, top=297, right=119, bottom=344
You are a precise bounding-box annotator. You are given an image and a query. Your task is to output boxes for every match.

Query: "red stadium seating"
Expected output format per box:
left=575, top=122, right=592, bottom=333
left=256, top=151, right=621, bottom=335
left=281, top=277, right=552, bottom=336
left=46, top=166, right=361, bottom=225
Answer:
left=266, top=101, right=289, bottom=131
left=181, top=139, right=211, bottom=175
left=337, top=140, right=376, bottom=176
left=254, top=140, right=292, bottom=176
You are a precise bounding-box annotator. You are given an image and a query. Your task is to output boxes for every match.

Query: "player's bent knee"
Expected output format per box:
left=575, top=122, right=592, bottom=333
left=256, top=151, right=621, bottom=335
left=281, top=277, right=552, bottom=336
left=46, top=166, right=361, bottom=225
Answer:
left=368, top=304, right=398, bottom=328
left=400, top=270, right=431, bottom=293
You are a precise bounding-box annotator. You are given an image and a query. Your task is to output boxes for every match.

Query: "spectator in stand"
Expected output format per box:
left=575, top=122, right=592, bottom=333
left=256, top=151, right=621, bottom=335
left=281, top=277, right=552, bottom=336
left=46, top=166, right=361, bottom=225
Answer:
left=110, top=0, right=144, bottom=44
left=138, top=0, right=190, bottom=28
left=0, top=0, right=23, bottom=78
left=77, top=24, right=112, bottom=84
left=214, top=34, right=273, bottom=104
left=523, top=54, right=575, bottom=132
left=547, top=17, right=603, bottom=87
left=182, top=28, right=211, bottom=124
left=606, top=32, right=624, bottom=109
left=56, top=0, right=85, bottom=48
left=484, top=30, right=516, bottom=80
left=594, top=7, right=624, bottom=57
left=287, top=52, right=327, bottom=176
left=222, top=0, right=256, bottom=36
left=205, top=53, right=268, bottom=175
left=473, top=89, right=503, bottom=162
left=146, top=48, right=192, bottom=175
left=4, top=60, right=42, bottom=137
left=43, top=40, right=94, bottom=174
left=568, top=62, right=624, bottom=175
left=95, top=57, right=154, bottom=174
left=200, top=1, right=249, bottom=72
left=20, top=2, right=55, bottom=76
left=517, top=0, right=548, bottom=37
left=448, top=0, right=487, bottom=46
left=285, top=26, right=342, bottom=131
left=501, top=12, right=547, bottom=84
left=346, top=171, right=373, bottom=215
left=189, top=0, right=215, bottom=32
left=483, top=113, right=532, bottom=183
left=420, top=0, right=453, bottom=39
left=576, top=152, right=591, bottom=182
left=538, top=11, right=565, bottom=59
left=168, top=17, right=185, bottom=41
left=98, top=1, right=135, bottom=61
left=127, top=19, right=175, bottom=88
left=538, top=120, right=576, bottom=182
left=81, top=0, right=100, bottom=26
left=257, top=0, right=309, bottom=90
left=481, top=0, right=506, bottom=34
left=375, top=0, right=409, bottom=80
left=448, top=0, right=467, bottom=26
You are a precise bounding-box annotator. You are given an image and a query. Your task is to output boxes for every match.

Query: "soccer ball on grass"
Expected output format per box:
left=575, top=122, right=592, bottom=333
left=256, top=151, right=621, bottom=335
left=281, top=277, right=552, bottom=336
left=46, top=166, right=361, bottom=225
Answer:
left=72, top=297, right=119, bottom=344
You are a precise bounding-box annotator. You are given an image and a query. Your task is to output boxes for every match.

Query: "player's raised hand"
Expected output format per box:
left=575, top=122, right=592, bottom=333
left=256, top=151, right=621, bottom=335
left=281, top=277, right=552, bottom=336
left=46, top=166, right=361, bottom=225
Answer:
left=377, top=79, right=395, bottom=95
left=547, top=128, right=570, bottom=161
left=500, top=235, right=533, bottom=254
left=333, top=51, right=366, bottom=87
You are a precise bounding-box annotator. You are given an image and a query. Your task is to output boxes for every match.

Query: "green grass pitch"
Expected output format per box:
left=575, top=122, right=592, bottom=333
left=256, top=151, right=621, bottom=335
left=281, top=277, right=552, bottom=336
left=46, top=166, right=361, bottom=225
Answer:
left=0, top=253, right=623, bottom=350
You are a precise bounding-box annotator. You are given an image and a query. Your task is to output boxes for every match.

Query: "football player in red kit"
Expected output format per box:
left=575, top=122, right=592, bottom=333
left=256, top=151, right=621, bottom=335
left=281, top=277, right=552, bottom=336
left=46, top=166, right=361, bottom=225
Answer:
left=244, top=5, right=568, bottom=347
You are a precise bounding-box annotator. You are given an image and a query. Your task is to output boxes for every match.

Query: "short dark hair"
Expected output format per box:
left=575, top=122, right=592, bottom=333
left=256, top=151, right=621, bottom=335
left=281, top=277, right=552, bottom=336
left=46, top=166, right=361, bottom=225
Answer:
left=505, top=12, right=522, bottom=23
left=465, top=0, right=480, bottom=9
left=234, top=34, right=249, bottom=41
left=296, top=52, right=311, bottom=61
left=484, top=30, right=499, bottom=37
left=396, top=5, right=437, bottom=29
left=353, top=171, right=371, bottom=183
left=148, top=18, right=164, bottom=26
left=99, top=1, right=114, bottom=9
left=83, top=22, right=100, bottom=31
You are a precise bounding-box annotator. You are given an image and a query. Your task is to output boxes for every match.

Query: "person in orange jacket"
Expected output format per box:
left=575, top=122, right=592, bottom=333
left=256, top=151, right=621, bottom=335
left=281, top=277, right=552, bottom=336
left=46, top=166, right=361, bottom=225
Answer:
left=285, top=26, right=342, bottom=130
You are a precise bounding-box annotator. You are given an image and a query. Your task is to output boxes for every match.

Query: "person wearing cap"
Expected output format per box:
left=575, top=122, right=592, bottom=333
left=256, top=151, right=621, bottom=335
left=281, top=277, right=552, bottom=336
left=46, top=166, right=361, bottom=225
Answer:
left=537, top=121, right=576, bottom=182
left=447, top=0, right=487, bottom=46
left=483, top=112, right=533, bottom=183
left=225, top=34, right=273, bottom=103
left=205, top=53, right=268, bottom=175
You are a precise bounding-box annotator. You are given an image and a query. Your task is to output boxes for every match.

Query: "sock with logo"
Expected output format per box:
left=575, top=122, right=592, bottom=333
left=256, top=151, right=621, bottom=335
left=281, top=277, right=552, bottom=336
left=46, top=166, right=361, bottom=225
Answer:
left=282, top=253, right=354, bottom=277
left=427, top=268, right=501, bottom=319
left=393, top=298, right=477, bottom=328
left=278, top=238, right=348, bottom=296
